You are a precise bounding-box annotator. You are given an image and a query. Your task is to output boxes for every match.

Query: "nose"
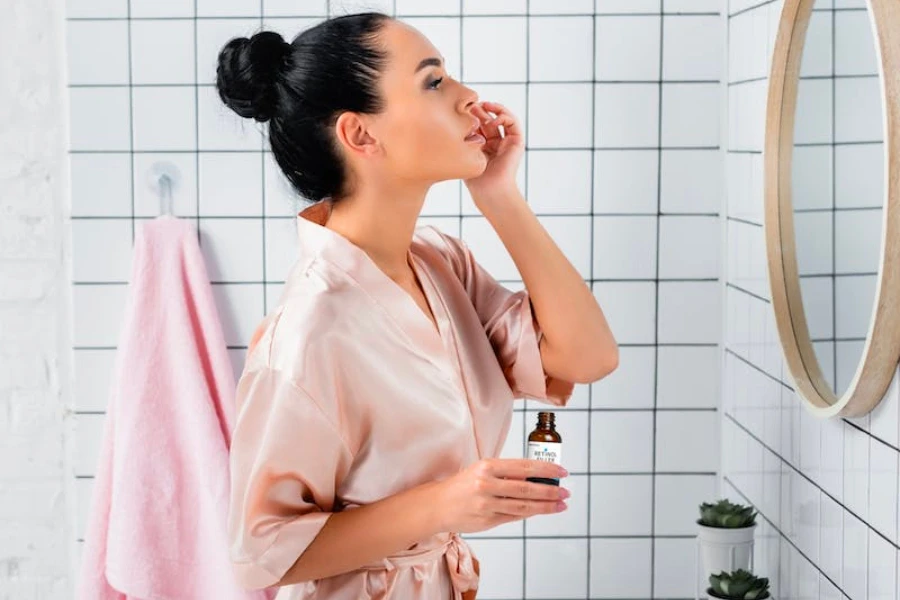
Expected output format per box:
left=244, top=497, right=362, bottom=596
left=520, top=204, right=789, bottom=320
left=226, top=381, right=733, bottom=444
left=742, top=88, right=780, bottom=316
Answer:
left=458, top=83, right=479, bottom=114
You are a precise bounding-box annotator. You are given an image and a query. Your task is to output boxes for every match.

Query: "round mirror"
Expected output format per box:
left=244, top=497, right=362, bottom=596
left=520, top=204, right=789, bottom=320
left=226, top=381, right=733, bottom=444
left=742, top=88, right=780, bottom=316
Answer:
left=794, top=4, right=884, bottom=398
left=765, top=0, right=900, bottom=417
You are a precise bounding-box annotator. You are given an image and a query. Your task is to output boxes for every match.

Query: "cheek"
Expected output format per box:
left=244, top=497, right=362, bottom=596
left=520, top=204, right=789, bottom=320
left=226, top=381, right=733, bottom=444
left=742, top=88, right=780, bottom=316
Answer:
left=412, top=113, right=456, bottom=148
left=388, top=113, right=457, bottom=164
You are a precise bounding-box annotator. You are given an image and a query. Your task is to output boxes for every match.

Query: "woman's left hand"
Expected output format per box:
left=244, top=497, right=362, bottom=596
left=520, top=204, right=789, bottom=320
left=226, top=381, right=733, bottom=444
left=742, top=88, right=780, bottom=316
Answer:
left=464, top=101, right=525, bottom=204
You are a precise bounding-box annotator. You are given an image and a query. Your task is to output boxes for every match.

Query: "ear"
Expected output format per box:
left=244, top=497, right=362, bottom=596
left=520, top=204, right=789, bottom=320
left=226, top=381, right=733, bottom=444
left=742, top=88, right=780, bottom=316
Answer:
left=334, top=112, right=379, bottom=157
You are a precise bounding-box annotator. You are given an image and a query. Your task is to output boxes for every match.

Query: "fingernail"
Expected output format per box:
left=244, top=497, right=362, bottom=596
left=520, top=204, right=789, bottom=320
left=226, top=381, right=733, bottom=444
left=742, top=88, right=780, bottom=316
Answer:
left=556, top=501, right=568, bottom=511
left=560, top=488, right=571, bottom=500
left=558, top=467, right=569, bottom=477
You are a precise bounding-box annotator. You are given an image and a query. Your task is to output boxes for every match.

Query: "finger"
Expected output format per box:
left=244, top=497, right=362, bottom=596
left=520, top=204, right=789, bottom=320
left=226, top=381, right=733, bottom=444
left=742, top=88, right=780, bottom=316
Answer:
left=489, top=514, right=521, bottom=528
left=492, top=498, right=567, bottom=517
left=474, top=105, right=503, bottom=139
left=473, top=102, right=511, bottom=130
left=480, top=101, right=506, bottom=116
left=491, top=478, right=569, bottom=502
left=483, top=513, right=526, bottom=532
left=490, top=114, right=516, bottom=137
left=479, top=102, right=522, bottom=137
left=472, top=103, right=492, bottom=121
left=472, top=104, right=496, bottom=131
left=478, top=112, right=516, bottom=143
left=487, top=458, right=567, bottom=481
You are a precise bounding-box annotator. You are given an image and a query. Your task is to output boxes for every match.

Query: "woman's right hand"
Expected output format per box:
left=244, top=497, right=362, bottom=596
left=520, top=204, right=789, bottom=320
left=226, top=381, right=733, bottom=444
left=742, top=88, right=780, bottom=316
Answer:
left=431, top=459, right=570, bottom=534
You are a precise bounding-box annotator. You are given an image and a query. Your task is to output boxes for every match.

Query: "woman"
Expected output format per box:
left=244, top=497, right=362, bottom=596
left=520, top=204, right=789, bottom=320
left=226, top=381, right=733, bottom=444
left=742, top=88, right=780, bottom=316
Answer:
left=216, top=12, right=618, bottom=600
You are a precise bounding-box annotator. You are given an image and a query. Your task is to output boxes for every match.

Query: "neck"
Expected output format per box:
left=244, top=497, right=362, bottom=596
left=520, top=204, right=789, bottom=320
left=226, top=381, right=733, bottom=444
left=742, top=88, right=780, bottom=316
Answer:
left=323, top=180, right=429, bottom=283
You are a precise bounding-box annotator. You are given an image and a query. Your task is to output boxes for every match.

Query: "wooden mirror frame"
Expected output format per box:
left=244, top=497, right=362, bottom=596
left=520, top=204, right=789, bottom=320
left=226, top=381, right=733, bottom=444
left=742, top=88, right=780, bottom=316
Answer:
left=764, top=0, right=900, bottom=417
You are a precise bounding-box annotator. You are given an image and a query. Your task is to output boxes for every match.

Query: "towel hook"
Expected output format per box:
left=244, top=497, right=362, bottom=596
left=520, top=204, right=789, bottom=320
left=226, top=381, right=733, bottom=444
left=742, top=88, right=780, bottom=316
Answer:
left=158, top=174, right=173, bottom=216
left=147, top=162, right=181, bottom=217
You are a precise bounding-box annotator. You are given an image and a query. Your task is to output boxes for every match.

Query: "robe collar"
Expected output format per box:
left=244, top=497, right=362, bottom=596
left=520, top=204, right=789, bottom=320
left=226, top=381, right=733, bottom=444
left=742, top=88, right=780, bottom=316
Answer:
left=294, top=201, right=460, bottom=382
left=295, top=200, right=417, bottom=295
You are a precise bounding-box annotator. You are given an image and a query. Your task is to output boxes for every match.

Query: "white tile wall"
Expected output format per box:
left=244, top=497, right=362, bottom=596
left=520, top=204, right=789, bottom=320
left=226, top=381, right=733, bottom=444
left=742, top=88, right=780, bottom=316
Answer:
left=66, top=0, right=723, bottom=598
left=723, top=2, right=899, bottom=599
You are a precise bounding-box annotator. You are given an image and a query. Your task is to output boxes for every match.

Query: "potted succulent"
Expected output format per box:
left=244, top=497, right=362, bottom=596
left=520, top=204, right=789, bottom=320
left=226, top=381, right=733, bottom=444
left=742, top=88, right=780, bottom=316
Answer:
left=697, top=499, right=757, bottom=578
left=707, top=569, right=770, bottom=599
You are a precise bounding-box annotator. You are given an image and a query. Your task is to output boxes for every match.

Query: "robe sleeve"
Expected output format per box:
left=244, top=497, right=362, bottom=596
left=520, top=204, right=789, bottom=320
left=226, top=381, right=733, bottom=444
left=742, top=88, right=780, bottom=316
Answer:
left=427, top=227, right=575, bottom=406
left=228, top=367, right=354, bottom=589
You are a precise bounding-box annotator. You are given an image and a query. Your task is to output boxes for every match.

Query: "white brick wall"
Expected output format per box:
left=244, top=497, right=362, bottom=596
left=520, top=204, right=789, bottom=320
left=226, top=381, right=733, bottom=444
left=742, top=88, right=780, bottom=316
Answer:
left=0, top=0, right=76, bottom=598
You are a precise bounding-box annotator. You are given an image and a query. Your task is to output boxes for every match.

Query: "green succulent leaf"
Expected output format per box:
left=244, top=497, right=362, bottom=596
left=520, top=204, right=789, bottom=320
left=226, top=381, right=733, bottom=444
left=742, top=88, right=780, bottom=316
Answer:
left=698, top=499, right=757, bottom=528
left=709, top=569, right=770, bottom=599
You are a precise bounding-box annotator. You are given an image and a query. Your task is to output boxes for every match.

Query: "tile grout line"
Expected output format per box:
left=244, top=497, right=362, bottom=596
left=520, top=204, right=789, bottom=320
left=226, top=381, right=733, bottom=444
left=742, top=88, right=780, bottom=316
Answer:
left=724, top=411, right=900, bottom=551
left=586, top=2, right=597, bottom=595
left=831, top=5, right=837, bottom=417
left=722, top=476, right=853, bottom=600
left=67, top=11, right=727, bottom=21
left=126, top=1, right=135, bottom=243
left=193, top=0, right=201, bottom=245
left=651, top=2, right=664, bottom=596
left=259, top=0, right=267, bottom=314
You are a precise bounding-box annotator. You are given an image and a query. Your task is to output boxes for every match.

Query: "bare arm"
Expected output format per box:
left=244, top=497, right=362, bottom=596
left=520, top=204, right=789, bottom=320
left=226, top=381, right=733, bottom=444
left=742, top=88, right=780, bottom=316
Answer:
left=278, top=480, right=441, bottom=585
left=277, top=459, right=568, bottom=585
left=464, top=101, right=618, bottom=384
left=477, top=191, right=619, bottom=383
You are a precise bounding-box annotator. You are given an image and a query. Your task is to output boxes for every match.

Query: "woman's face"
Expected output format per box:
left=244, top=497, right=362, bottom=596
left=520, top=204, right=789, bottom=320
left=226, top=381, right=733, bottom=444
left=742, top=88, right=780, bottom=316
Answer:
left=365, top=20, right=488, bottom=185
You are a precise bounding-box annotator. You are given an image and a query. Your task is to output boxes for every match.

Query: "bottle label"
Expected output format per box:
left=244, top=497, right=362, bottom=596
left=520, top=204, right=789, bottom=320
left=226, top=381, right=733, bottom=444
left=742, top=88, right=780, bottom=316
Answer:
left=527, top=441, right=562, bottom=466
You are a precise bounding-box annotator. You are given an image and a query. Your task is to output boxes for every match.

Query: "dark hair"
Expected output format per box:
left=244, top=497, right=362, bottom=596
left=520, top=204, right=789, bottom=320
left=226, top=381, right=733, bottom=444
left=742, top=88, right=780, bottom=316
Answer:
left=216, top=13, right=392, bottom=203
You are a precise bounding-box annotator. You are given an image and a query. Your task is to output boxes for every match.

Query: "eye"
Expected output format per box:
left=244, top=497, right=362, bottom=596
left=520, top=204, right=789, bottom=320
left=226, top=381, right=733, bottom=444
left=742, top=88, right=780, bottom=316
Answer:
left=428, top=76, right=444, bottom=90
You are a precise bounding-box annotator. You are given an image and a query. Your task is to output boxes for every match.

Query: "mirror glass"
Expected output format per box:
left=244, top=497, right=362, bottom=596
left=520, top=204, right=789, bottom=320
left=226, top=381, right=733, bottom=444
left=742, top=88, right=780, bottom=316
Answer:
left=791, top=1, right=884, bottom=398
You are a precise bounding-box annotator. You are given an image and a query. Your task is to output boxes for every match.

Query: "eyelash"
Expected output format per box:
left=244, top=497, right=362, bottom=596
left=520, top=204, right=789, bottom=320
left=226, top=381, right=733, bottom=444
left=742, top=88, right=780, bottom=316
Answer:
left=428, top=76, right=444, bottom=90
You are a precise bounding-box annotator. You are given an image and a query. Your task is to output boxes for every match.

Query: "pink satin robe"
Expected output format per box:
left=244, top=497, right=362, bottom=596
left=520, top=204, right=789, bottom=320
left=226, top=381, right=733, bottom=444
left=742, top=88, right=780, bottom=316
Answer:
left=228, top=202, right=575, bottom=599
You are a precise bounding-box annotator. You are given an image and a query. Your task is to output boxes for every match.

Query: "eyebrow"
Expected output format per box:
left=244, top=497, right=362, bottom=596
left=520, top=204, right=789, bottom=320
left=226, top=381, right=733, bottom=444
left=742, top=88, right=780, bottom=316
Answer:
left=414, top=57, right=443, bottom=73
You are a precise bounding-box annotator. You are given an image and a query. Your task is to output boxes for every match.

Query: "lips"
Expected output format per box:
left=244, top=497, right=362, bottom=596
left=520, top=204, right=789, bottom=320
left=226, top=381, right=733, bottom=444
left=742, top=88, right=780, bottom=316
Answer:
left=465, top=121, right=485, bottom=143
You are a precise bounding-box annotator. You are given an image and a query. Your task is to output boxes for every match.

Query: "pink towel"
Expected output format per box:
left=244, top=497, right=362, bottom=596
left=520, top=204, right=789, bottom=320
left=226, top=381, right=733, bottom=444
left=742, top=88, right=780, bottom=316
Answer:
left=77, top=216, right=275, bottom=600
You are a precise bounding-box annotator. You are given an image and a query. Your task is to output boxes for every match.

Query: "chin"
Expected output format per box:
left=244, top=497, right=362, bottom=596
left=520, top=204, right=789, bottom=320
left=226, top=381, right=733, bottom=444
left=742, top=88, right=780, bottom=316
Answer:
left=461, top=152, right=489, bottom=178
left=427, top=150, right=488, bottom=183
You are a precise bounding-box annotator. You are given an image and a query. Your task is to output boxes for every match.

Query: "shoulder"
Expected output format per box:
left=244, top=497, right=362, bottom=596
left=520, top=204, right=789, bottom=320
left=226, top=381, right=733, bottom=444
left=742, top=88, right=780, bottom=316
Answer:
left=239, top=293, right=355, bottom=429
left=243, top=261, right=364, bottom=383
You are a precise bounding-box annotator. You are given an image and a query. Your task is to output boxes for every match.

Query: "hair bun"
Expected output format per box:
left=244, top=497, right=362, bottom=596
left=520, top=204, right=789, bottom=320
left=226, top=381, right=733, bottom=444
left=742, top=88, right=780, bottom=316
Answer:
left=216, top=30, right=290, bottom=123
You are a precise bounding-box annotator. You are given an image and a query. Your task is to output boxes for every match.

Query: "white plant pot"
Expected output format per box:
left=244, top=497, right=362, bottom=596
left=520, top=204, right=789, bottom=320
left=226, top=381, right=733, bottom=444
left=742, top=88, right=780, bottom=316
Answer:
left=697, top=523, right=756, bottom=579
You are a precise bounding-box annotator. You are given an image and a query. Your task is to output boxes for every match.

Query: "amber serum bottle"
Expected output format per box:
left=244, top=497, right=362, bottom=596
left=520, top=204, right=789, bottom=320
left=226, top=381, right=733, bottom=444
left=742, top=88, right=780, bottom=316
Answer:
left=526, top=412, right=563, bottom=486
